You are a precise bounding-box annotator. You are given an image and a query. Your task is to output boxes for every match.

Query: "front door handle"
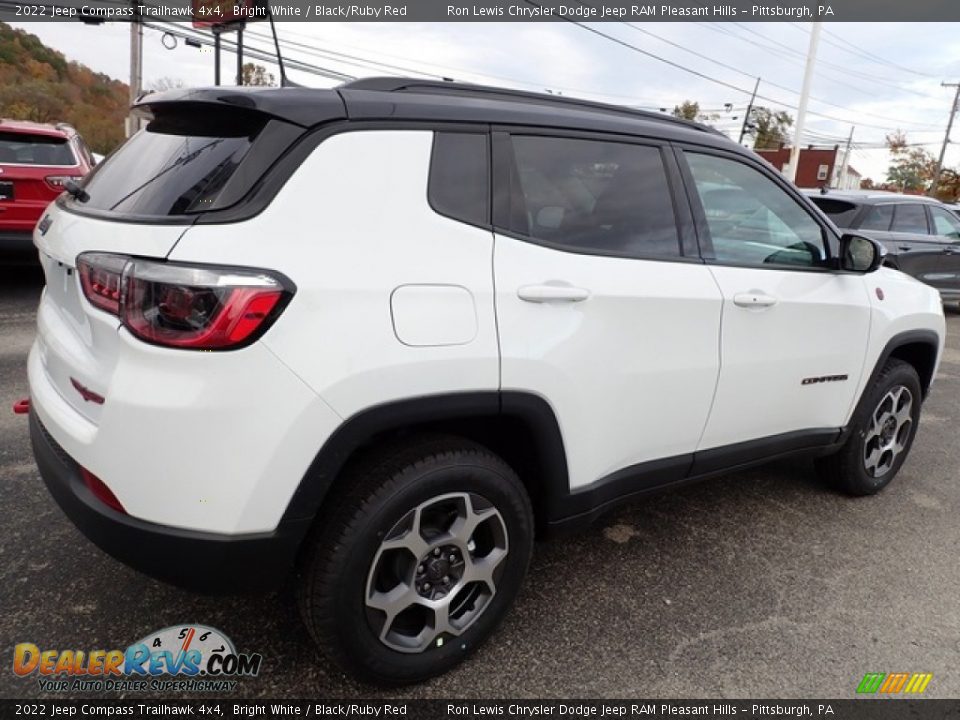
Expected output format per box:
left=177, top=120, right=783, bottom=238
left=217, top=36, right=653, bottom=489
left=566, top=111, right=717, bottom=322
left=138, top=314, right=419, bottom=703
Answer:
left=733, top=292, right=778, bottom=309
left=518, top=284, right=590, bottom=303
left=899, top=245, right=912, bottom=252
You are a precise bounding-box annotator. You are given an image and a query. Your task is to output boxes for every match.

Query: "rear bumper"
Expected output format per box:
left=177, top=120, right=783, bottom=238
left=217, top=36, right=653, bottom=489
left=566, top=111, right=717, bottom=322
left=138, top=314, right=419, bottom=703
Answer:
left=30, top=411, right=311, bottom=593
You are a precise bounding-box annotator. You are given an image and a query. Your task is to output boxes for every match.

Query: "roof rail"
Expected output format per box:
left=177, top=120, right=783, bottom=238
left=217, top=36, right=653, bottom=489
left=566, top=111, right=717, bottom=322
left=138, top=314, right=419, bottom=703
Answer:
left=340, top=77, right=721, bottom=135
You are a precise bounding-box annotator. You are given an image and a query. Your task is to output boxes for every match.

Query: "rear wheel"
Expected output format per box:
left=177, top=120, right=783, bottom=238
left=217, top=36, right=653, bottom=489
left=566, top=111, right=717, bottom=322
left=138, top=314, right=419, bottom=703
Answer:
left=816, top=358, right=922, bottom=496
left=296, top=436, right=533, bottom=685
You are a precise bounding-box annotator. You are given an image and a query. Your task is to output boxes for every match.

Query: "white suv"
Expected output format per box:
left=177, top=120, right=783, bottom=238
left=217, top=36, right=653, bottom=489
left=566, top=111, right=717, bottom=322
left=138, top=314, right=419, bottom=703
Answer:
left=27, top=78, right=945, bottom=684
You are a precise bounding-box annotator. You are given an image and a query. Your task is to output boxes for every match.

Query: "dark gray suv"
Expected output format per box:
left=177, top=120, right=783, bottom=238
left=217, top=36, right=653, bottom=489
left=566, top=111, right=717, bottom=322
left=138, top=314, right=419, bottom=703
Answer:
left=808, top=190, right=960, bottom=303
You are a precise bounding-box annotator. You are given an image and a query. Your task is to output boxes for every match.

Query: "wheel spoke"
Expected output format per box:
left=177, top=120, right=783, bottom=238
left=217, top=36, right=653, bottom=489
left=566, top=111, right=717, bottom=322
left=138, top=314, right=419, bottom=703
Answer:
left=367, top=583, right=416, bottom=617
left=464, top=546, right=507, bottom=592
left=894, top=398, right=913, bottom=426
left=380, top=506, right=430, bottom=558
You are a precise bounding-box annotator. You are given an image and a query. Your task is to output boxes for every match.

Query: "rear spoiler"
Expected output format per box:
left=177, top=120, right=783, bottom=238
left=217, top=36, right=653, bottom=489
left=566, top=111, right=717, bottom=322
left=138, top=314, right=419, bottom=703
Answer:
left=132, top=87, right=347, bottom=129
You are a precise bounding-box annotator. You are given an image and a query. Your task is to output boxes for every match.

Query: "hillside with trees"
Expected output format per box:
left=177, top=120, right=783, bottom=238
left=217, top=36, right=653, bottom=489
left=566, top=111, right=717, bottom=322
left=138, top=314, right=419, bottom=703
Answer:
left=0, top=22, right=128, bottom=154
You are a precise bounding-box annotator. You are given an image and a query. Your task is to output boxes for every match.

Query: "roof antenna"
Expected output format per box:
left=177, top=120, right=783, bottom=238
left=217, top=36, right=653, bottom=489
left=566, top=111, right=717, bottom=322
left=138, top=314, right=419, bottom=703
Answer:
left=266, top=4, right=289, bottom=87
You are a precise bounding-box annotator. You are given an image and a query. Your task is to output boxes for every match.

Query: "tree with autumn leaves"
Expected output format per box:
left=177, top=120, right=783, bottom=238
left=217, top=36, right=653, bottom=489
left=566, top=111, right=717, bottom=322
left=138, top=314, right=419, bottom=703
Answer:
left=0, top=22, right=128, bottom=155
left=884, top=130, right=960, bottom=201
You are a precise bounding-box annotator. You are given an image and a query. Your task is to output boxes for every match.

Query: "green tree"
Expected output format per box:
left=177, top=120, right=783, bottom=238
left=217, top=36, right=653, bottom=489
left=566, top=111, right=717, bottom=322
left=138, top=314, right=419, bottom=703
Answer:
left=885, top=130, right=937, bottom=193
left=671, top=100, right=719, bottom=125
left=745, top=107, right=793, bottom=150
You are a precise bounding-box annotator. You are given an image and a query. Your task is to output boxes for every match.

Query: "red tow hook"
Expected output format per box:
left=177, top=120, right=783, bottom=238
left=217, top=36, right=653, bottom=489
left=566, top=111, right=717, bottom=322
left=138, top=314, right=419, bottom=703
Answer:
left=12, top=398, right=30, bottom=415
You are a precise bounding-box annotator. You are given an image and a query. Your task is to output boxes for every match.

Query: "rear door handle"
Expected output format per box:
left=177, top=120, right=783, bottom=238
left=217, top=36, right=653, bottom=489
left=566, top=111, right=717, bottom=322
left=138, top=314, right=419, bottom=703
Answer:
left=518, top=284, right=590, bottom=303
left=899, top=245, right=912, bottom=252
left=733, top=292, right=778, bottom=309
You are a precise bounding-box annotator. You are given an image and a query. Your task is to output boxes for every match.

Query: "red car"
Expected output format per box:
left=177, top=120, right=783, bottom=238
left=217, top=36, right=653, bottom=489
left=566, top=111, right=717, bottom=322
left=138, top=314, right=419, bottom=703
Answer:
left=0, top=120, right=95, bottom=261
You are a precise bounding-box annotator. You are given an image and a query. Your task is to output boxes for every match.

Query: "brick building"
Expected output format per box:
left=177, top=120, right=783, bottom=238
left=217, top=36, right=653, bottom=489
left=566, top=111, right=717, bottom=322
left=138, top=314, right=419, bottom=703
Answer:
left=754, top=145, right=861, bottom=190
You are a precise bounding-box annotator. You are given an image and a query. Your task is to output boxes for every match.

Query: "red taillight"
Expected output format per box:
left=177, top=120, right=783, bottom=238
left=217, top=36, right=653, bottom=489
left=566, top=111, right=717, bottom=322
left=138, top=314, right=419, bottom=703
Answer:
left=45, top=175, right=76, bottom=191
left=80, top=467, right=126, bottom=514
left=77, top=253, right=125, bottom=315
left=76, top=253, right=292, bottom=351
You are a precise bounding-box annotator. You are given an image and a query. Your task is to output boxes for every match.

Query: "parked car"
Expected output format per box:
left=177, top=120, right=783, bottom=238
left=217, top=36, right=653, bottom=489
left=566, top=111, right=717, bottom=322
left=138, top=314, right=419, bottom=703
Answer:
left=0, top=120, right=95, bottom=262
left=26, top=79, right=945, bottom=684
left=807, top=190, right=960, bottom=303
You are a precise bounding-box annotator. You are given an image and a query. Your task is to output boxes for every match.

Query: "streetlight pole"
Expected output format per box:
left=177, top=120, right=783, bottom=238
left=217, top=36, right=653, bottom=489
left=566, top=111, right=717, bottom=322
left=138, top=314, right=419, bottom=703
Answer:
left=126, top=9, right=143, bottom=138
left=788, top=22, right=821, bottom=183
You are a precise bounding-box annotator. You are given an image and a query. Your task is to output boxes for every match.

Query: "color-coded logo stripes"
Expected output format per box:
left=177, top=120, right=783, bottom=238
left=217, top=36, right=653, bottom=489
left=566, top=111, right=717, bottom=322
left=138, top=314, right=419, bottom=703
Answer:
left=857, top=672, right=932, bottom=694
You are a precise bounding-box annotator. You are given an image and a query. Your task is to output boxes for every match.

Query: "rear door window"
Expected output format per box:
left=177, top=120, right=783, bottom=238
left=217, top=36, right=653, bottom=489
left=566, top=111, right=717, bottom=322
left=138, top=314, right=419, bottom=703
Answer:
left=891, top=204, right=929, bottom=234
left=859, top=204, right=894, bottom=231
left=502, top=135, right=681, bottom=258
left=0, top=132, right=76, bottom=166
left=76, top=113, right=267, bottom=217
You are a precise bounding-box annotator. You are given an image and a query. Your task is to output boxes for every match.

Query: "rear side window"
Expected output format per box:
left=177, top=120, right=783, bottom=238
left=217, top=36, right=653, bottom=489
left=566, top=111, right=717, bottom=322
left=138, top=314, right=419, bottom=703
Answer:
left=891, top=204, right=929, bottom=234
left=860, top=204, right=894, bottom=231
left=0, top=132, right=76, bottom=166
left=810, top=197, right=859, bottom=228
left=77, top=112, right=266, bottom=217
left=428, top=132, right=489, bottom=227
left=504, top=135, right=680, bottom=258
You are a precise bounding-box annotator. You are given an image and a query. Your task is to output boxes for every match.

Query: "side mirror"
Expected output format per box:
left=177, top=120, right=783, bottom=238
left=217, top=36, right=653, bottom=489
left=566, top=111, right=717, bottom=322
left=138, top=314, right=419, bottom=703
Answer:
left=838, top=233, right=886, bottom=273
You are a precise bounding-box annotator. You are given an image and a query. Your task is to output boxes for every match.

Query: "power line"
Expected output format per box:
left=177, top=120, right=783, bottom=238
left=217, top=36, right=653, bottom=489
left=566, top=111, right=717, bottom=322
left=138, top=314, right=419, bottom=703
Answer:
left=728, top=22, right=937, bottom=99
left=618, top=23, right=943, bottom=130
left=531, top=12, right=944, bottom=133
left=696, top=22, right=941, bottom=103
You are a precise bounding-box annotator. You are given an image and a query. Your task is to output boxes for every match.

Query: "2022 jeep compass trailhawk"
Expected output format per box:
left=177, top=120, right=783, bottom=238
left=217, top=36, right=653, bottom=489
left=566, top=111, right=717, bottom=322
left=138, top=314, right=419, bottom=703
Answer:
left=27, top=78, right=945, bottom=684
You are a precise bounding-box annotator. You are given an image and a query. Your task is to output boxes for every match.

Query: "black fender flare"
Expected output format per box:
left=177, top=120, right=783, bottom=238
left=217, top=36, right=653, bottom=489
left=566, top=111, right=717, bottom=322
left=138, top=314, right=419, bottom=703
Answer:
left=277, top=391, right=570, bottom=534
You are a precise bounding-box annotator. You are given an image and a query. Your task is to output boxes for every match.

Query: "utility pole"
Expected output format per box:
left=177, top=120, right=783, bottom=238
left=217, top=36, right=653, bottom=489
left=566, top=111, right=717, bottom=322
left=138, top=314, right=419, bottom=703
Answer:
left=738, top=77, right=760, bottom=145
left=930, top=82, right=960, bottom=197
left=126, top=9, right=143, bottom=138
left=837, top=126, right=854, bottom=189
left=213, top=28, right=222, bottom=86
left=788, top=21, right=821, bottom=183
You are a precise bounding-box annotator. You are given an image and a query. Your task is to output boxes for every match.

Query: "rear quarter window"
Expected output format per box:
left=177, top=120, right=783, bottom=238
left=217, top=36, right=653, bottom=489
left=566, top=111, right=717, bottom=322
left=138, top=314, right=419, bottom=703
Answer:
left=428, top=132, right=489, bottom=227
left=810, top=197, right=859, bottom=228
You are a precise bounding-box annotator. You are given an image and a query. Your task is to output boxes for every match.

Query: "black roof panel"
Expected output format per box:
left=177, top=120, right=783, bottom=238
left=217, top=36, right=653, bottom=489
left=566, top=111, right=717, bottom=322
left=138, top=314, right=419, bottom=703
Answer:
left=134, top=77, right=737, bottom=151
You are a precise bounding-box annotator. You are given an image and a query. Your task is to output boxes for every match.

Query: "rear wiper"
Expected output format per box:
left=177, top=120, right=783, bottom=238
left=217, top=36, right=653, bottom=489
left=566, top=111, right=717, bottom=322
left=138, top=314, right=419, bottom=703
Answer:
left=64, top=179, right=89, bottom=203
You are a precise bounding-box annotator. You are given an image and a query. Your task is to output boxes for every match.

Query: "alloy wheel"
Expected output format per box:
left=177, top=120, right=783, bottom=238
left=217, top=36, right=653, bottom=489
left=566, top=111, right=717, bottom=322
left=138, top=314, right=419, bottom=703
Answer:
left=364, top=492, right=509, bottom=653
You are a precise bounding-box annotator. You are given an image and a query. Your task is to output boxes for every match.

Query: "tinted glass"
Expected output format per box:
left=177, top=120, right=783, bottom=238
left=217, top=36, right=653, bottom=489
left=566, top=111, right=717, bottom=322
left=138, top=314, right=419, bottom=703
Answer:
left=506, top=135, right=680, bottom=258
left=429, top=132, right=489, bottom=227
left=859, top=204, right=894, bottom=231
left=685, top=153, right=826, bottom=268
left=810, top=197, right=859, bottom=228
left=929, top=206, right=960, bottom=239
left=78, top=114, right=264, bottom=216
left=891, top=204, right=929, bottom=234
left=0, top=132, right=75, bottom=166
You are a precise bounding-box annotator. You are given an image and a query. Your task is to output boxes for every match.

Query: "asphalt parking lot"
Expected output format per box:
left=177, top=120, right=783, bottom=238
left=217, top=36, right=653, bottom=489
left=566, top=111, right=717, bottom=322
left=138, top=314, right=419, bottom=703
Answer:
left=1, top=266, right=959, bottom=700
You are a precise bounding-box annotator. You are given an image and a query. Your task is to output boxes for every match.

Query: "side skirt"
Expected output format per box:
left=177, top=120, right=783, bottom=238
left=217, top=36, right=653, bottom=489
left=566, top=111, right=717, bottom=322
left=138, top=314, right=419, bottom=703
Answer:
left=544, top=428, right=843, bottom=534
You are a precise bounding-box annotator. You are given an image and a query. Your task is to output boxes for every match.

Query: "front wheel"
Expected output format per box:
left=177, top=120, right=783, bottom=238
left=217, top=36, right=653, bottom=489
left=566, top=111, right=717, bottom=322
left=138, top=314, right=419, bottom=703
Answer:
left=296, top=436, right=533, bottom=685
left=816, top=358, right=922, bottom=496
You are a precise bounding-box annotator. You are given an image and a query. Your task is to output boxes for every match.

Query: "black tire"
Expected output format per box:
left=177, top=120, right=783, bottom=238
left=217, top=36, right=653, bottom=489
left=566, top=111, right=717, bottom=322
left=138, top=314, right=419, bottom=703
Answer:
left=296, top=435, right=534, bottom=685
left=816, top=358, right=923, bottom=496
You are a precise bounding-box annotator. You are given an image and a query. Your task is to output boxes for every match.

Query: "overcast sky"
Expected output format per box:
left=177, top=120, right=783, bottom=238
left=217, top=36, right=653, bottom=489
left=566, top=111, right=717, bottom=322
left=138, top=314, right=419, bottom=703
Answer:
left=11, top=20, right=960, bottom=181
